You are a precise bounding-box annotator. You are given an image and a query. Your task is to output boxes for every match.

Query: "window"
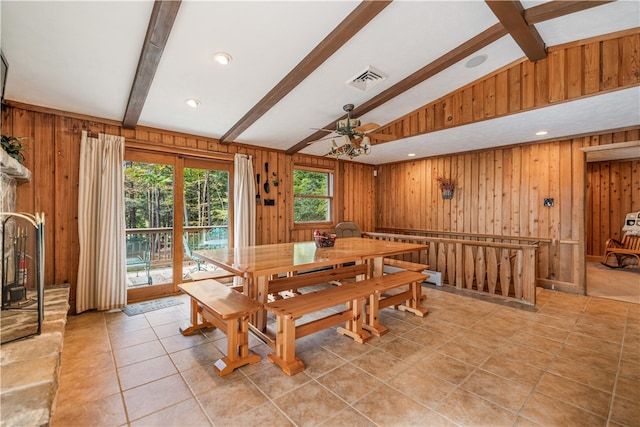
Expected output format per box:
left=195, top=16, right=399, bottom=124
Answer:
left=293, top=166, right=333, bottom=223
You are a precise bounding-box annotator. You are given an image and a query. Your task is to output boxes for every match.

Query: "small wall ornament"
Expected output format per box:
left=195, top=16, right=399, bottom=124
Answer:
left=437, top=177, right=455, bottom=200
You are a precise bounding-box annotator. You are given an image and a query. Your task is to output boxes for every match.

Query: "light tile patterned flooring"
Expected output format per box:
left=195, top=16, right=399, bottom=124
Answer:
left=52, top=284, right=639, bottom=426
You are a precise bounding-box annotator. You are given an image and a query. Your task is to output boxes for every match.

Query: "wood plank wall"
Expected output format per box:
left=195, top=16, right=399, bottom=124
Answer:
left=587, top=159, right=640, bottom=257
left=376, top=128, right=640, bottom=292
left=374, top=30, right=640, bottom=142
left=2, top=30, right=637, bottom=308
left=1, top=103, right=375, bottom=311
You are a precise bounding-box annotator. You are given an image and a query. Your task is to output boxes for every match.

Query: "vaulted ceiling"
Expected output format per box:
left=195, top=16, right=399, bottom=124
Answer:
left=2, top=1, right=639, bottom=165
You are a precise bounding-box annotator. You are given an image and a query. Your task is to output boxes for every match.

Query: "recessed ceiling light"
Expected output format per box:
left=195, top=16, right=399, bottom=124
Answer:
left=465, top=54, right=487, bottom=68
left=408, top=153, right=416, bottom=157
left=186, top=98, right=201, bottom=108
left=536, top=130, right=548, bottom=136
left=213, top=52, right=232, bottom=65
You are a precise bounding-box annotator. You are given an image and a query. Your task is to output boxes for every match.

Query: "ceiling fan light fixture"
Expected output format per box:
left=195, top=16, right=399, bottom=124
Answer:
left=324, top=103, right=375, bottom=159
left=213, top=52, right=232, bottom=65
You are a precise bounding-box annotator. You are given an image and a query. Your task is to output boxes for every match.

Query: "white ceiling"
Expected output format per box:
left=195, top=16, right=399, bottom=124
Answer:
left=1, top=1, right=639, bottom=165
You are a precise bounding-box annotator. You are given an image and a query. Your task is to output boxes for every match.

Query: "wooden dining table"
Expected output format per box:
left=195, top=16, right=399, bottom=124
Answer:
left=194, top=237, right=428, bottom=346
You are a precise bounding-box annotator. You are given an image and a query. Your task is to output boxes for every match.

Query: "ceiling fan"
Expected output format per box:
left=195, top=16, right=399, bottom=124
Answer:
left=313, top=104, right=396, bottom=159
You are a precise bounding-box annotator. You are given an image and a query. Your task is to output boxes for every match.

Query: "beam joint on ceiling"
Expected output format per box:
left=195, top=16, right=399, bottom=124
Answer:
left=286, top=23, right=507, bottom=155
left=485, top=0, right=547, bottom=62
left=290, top=0, right=604, bottom=156
left=122, top=0, right=182, bottom=129
left=219, top=0, right=392, bottom=144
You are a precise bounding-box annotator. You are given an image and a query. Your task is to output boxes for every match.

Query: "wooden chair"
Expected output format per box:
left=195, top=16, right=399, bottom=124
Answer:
left=602, top=233, right=640, bottom=268
left=335, top=221, right=362, bottom=238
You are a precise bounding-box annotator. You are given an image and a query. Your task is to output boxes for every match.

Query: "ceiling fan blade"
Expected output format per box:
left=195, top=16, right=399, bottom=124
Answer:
left=310, top=127, right=335, bottom=133
left=354, top=122, right=381, bottom=133
left=307, top=135, right=336, bottom=144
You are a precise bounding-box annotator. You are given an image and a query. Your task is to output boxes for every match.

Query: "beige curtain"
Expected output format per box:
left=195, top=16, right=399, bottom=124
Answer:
left=233, top=154, right=256, bottom=249
left=76, top=131, right=126, bottom=313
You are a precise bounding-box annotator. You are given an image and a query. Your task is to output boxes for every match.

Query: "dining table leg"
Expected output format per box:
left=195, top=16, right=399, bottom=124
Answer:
left=371, top=256, right=384, bottom=277
left=244, top=275, right=269, bottom=333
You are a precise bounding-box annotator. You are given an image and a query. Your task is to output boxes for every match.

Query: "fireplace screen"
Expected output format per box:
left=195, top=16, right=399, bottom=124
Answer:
left=1, top=212, right=45, bottom=344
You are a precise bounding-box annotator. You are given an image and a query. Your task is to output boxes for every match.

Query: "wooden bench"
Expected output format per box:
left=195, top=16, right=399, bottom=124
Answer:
left=383, top=259, right=429, bottom=301
left=178, top=280, right=262, bottom=376
left=264, top=270, right=428, bottom=375
left=189, top=269, right=235, bottom=282
left=268, top=264, right=369, bottom=298
left=383, top=258, right=428, bottom=272
left=364, top=270, right=429, bottom=337
left=603, top=233, right=640, bottom=268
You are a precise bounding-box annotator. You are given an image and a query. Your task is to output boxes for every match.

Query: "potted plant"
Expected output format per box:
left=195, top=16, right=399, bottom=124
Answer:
left=436, top=177, right=455, bottom=199
left=1, top=135, right=27, bottom=164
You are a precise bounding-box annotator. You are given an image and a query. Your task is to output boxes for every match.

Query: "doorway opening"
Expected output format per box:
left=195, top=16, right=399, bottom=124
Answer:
left=583, top=141, right=640, bottom=304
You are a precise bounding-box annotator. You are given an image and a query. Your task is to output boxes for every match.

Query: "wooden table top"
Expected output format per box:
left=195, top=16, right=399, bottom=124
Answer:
left=194, top=237, right=427, bottom=278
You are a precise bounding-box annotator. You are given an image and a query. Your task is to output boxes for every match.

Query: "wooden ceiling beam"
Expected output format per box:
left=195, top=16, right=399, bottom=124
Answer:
left=286, top=0, right=618, bottom=155
left=219, top=0, right=392, bottom=144
left=485, top=0, right=547, bottom=62
left=524, top=1, right=614, bottom=25
left=122, top=0, right=181, bottom=129
left=286, top=23, right=507, bottom=155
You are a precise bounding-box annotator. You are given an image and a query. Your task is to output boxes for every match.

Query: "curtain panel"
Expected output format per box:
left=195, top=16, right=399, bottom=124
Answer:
left=233, top=154, right=256, bottom=248
left=76, top=131, right=126, bottom=313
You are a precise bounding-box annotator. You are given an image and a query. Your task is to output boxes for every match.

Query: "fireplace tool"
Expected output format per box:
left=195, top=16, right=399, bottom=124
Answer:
left=1, top=212, right=45, bottom=343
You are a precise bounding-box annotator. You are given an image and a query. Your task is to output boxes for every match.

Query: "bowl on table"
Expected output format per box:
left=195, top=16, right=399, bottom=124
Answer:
left=314, top=233, right=336, bottom=248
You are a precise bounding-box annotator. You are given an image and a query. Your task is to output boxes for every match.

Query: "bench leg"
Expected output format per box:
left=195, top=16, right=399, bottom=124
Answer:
left=213, top=316, right=261, bottom=376
left=267, top=315, right=305, bottom=376
left=337, top=298, right=371, bottom=343
left=179, top=299, right=214, bottom=335
left=363, top=293, right=388, bottom=337
left=397, top=281, right=429, bottom=317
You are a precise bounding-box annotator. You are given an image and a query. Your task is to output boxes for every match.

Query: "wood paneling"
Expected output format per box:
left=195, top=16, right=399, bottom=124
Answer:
left=1, top=103, right=374, bottom=312
left=587, top=158, right=640, bottom=256
left=1, top=30, right=637, bottom=307
left=375, top=31, right=640, bottom=142
left=375, top=128, right=640, bottom=292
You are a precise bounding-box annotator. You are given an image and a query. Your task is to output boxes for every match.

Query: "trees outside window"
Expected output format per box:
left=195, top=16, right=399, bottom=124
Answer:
left=293, top=167, right=333, bottom=223
left=123, top=157, right=231, bottom=294
left=124, top=161, right=174, bottom=230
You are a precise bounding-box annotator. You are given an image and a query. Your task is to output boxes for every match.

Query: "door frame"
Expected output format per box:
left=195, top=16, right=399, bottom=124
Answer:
left=580, top=140, right=640, bottom=296
left=124, top=150, right=234, bottom=303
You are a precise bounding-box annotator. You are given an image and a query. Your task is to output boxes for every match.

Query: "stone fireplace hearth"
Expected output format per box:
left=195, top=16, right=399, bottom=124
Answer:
left=1, top=149, right=70, bottom=426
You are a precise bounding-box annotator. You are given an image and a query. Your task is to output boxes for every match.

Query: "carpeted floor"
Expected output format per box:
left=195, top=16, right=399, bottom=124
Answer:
left=587, top=261, right=640, bottom=304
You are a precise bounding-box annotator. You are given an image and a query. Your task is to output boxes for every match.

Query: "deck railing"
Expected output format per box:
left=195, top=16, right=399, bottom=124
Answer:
left=363, top=231, right=539, bottom=305
left=125, top=226, right=229, bottom=265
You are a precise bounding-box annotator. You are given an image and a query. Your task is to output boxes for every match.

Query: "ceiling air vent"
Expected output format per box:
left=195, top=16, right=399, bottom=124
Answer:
left=347, top=66, right=388, bottom=91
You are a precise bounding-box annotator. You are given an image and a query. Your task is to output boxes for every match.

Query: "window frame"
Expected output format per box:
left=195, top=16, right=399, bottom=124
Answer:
left=292, top=164, right=335, bottom=227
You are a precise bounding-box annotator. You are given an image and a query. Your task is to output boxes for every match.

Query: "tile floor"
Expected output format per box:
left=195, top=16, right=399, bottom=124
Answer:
left=51, top=283, right=639, bottom=427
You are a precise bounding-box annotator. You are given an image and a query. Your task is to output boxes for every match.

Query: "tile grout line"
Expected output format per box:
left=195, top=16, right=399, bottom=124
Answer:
left=604, top=301, right=630, bottom=427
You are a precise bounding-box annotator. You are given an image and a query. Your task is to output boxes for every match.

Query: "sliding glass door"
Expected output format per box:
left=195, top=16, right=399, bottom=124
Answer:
left=124, top=151, right=232, bottom=302
left=182, top=159, right=231, bottom=277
